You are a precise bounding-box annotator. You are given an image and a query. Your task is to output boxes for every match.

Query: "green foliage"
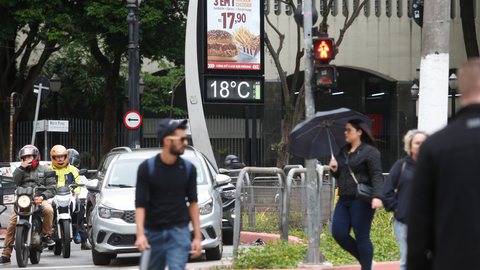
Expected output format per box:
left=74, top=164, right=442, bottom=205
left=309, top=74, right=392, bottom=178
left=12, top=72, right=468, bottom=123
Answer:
left=44, top=43, right=106, bottom=120
left=141, top=67, right=186, bottom=117
left=239, top=209, right=399, bottom=267
left=233, top=241, right=307, bottom=269
left=321, top=209, right=399, bottom=266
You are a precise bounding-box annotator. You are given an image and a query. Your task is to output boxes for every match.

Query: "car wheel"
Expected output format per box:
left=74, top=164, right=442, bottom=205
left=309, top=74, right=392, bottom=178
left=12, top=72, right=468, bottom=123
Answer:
left=92, top=248, right=115, bottom=266
left=205, top=242, right=223, bottom=261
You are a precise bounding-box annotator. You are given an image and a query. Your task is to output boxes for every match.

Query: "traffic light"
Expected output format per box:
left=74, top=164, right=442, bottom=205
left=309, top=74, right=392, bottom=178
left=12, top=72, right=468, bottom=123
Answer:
left=313, top=37, right=336, bottom=64
left=314, top=64, right=337, bottom=89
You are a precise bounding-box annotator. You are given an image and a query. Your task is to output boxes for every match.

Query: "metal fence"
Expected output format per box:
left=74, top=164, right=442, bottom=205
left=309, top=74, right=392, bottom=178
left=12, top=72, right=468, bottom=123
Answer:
left=13, top=117, right=265, bottom=169
left=232, top=165, right=335, bottom=254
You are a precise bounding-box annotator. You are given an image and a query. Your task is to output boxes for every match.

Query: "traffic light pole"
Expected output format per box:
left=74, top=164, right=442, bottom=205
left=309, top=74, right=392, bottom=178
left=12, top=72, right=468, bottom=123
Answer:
left=303, top=0, right=322, bottom=265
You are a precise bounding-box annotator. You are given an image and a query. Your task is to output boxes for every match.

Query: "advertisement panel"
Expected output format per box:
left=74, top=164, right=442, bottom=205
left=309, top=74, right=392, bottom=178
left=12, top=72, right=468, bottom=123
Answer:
left=206, top=0, right=262, bottom=71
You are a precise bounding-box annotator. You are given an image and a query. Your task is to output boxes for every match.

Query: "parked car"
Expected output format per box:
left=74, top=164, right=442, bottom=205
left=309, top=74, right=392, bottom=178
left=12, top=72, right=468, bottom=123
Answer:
left=85, top=146, right=230, bottom=266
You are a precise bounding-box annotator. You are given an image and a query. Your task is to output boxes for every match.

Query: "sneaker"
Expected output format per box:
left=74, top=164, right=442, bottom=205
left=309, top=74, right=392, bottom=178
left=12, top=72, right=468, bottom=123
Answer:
left=0, top=256, right=11, bottom=264
left=81, top=241, right=92, bottom=250
left=42, top=236, right=55, bottom=247
left=74, top=232, right=82, bottom=244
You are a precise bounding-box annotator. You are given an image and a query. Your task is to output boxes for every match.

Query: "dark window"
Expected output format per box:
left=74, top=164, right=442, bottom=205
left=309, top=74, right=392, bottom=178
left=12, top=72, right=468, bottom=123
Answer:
left=343, top=0, right=349, bottom=16
left=397, top=0, right=403, bottom=17
left=265, top=0, right=269, bottom=15
left=364, top=0, right=371, bottom=17
left=332, top=0, right=339, bottom=16
left=386, top=0, right=392, bottom=17
left=274, top=0, right=281, bottom=15
left=285, top=2, right=292, bottom=15
left=375, top=0, right=381, bottom=17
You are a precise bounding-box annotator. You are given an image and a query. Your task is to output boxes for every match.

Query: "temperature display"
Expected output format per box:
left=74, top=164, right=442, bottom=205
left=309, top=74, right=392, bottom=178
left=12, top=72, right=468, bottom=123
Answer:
left=205, top=77, right=263, bottom=103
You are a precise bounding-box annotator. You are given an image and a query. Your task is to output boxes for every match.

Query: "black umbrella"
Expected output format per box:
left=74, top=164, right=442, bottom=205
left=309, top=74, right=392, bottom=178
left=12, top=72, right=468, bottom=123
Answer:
left=288, top=108, right=372, bottom=159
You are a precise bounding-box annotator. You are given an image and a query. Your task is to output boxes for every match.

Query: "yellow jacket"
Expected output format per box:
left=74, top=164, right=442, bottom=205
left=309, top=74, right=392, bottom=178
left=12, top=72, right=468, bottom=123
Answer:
left=51, top=164, right=81, bottom=193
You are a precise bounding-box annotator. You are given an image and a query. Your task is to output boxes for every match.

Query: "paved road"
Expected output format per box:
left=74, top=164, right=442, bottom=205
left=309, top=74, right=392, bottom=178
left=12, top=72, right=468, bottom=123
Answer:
left=0, top=238, right=232, bottom=269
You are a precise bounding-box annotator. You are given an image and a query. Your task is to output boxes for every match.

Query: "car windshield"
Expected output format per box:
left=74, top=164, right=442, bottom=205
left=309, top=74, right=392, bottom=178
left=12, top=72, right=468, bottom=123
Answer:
left=106, top=156, right=207, bottom=187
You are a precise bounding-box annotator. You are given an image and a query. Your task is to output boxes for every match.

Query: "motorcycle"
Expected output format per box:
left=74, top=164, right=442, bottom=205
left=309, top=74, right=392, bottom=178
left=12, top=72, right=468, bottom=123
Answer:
left=51, top=169, right=88, bottom=258
left=14, top=183, right=52, bottom=268
left=51, top=183, right=81, bottom=258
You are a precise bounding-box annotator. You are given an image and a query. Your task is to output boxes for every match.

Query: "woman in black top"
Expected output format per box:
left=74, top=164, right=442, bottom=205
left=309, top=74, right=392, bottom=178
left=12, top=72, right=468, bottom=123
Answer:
left=328, top=119, right=384, bottom=270
left=381, top=130, right=427, bottom=270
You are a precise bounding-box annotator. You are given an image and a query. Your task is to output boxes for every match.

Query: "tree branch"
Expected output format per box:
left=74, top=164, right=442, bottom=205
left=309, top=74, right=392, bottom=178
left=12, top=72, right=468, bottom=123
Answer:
left=336, top=0, right=368, bottom=48
left=264, top=32, right=291, bottom=108
left=264, top=14, right=285, bottom=56
left=89, top=37, right=112, bottom=74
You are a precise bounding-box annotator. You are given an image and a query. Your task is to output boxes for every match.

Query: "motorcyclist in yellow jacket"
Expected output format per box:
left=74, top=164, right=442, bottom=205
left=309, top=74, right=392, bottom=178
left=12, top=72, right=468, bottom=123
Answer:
left=50, top=145, right=91, bottom=250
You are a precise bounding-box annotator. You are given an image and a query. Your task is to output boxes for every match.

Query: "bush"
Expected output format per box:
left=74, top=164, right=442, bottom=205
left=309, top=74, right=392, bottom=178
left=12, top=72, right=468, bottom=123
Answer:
left=233, top=241, right=307, bottom=269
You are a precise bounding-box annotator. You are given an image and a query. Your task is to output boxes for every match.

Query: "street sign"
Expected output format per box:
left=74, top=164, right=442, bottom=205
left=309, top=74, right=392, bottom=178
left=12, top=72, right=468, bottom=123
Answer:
left=412, top=0, right=423, bottom=28
left=34, top=120, right=46, bottom=132
left=123, top=110, right=142, bottom=130
left=33, top=76, right=50, bottom=100
left=33, top=120, right=69, bottom=133
left=47, top=120, right=69, bottom=132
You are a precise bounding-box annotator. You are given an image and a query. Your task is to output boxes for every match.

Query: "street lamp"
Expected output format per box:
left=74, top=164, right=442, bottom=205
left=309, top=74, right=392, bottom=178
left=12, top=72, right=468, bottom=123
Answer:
left=50, top=74, right=61, bottom=119
left=127, top=0, right=141, bottom=148
left=449, top=73, right=458, bottom=118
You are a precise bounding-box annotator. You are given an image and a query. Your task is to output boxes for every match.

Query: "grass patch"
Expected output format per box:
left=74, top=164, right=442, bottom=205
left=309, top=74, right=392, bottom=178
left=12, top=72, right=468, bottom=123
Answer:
left=240, top=209, right=399, bottom=267
left=233, top=241, right=307, bottom=269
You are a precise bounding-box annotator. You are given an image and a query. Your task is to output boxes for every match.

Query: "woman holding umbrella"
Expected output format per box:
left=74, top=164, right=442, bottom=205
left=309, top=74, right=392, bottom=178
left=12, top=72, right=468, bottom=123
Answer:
left=328, top=118, right=384, bottom=270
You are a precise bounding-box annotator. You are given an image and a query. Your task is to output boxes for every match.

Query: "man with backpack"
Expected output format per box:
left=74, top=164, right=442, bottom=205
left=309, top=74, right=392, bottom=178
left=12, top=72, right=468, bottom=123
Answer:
left=134, top=119, right=202, bottom=270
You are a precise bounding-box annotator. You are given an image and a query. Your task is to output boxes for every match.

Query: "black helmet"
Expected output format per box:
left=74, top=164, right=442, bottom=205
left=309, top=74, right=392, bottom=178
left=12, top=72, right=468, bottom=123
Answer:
left=67, top=148, right=81, bottom=168
left=224, top=154, right=240, bottom=167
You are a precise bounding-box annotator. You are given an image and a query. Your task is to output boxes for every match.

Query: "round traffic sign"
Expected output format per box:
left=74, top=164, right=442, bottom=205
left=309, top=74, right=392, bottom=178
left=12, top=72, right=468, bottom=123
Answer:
left=123, top=110, right=142, bottom=130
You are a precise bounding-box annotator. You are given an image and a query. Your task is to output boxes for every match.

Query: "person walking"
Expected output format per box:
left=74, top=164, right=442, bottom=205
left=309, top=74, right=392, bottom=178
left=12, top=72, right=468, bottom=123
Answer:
left=135, top=119, right=202, bottom=270
left=0, top=145, right=56, bottom=264
left=381, top=130, right=427, bottom=270
left=328, top=118, right=384, bottom=270
left=407, top=59, right=480, bottom=270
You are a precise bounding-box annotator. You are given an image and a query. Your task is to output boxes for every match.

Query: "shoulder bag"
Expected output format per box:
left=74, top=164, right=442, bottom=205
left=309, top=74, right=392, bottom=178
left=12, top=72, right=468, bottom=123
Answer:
left=346, top=162, right=374, bottom=203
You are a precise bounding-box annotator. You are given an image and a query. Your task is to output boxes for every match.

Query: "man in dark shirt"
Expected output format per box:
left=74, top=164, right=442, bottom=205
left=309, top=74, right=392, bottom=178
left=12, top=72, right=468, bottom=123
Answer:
left=407, top=58, right=480, bottom=270
left=134, top=119, right=202, bottom=269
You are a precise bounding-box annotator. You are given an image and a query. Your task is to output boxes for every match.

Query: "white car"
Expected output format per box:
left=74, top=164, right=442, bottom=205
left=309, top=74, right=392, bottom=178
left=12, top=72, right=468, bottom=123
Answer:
left=85, top=146, right=230, bottom=266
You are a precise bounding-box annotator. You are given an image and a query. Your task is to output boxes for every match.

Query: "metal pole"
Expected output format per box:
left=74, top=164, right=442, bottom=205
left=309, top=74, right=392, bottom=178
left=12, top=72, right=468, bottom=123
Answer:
left=303, top=0, right=322, bottom=264
left=31, top=86, right=43, bottom=145
left=127, top=0, right=140, bottom=148
left=44, top=130, right=48, bottom=161
left=9, top=92, right=17, bottom=162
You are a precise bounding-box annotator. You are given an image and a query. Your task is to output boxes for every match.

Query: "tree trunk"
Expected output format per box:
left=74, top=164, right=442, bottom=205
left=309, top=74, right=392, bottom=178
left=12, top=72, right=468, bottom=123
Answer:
left=100, top=52, right=122, bottom=156
left=460, top=0, right=479, bottom=58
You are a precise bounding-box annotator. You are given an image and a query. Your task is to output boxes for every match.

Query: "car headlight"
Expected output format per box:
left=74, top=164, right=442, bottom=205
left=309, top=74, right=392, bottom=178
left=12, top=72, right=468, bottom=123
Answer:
left=221, top=189, right=236, bottom=200
left=199, top=198, right=213, bottom=215
left=17, top=195, right=31, bottom=208
left=98, top=205, right=124, bottom=219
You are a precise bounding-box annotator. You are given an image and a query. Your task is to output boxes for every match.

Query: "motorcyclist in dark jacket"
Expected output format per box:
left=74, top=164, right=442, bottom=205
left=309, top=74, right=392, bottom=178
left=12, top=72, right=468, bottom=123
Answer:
left=0, top=145, right=56, bottom=264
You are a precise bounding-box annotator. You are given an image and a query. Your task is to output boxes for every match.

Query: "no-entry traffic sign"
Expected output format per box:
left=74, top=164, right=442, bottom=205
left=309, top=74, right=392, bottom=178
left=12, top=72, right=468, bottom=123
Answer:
left=123, top=110, right=142, bottom=130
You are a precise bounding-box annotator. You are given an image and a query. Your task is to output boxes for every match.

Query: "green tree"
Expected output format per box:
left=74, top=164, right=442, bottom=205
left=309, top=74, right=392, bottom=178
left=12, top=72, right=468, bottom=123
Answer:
left=141, top=67, right=186, bottom=118
left=71, top=0, right=188, bottom=155
left=0, top=0, right=76, bottom=160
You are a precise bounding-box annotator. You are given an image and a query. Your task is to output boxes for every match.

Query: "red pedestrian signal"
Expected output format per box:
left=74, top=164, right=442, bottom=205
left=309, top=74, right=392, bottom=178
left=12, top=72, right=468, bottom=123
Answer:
left=313, top=37, right=335, bottom=64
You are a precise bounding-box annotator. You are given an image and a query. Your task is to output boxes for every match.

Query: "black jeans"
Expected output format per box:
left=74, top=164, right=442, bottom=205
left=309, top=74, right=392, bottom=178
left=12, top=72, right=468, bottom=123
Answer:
left=331, top=196, right=375, bottom=270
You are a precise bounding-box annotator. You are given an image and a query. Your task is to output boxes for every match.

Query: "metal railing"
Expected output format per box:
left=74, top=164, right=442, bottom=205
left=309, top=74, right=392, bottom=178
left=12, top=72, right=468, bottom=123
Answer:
left=232, top=165, right=335, bottom=257
left=233, top=167, right=288, bottom=256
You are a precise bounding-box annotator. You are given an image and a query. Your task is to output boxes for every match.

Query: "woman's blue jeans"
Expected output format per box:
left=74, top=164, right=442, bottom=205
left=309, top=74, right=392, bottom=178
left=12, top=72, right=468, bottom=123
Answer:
left=145, top=224, right=192, bottom=270
left=331, top=197, right=375, bottom=270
